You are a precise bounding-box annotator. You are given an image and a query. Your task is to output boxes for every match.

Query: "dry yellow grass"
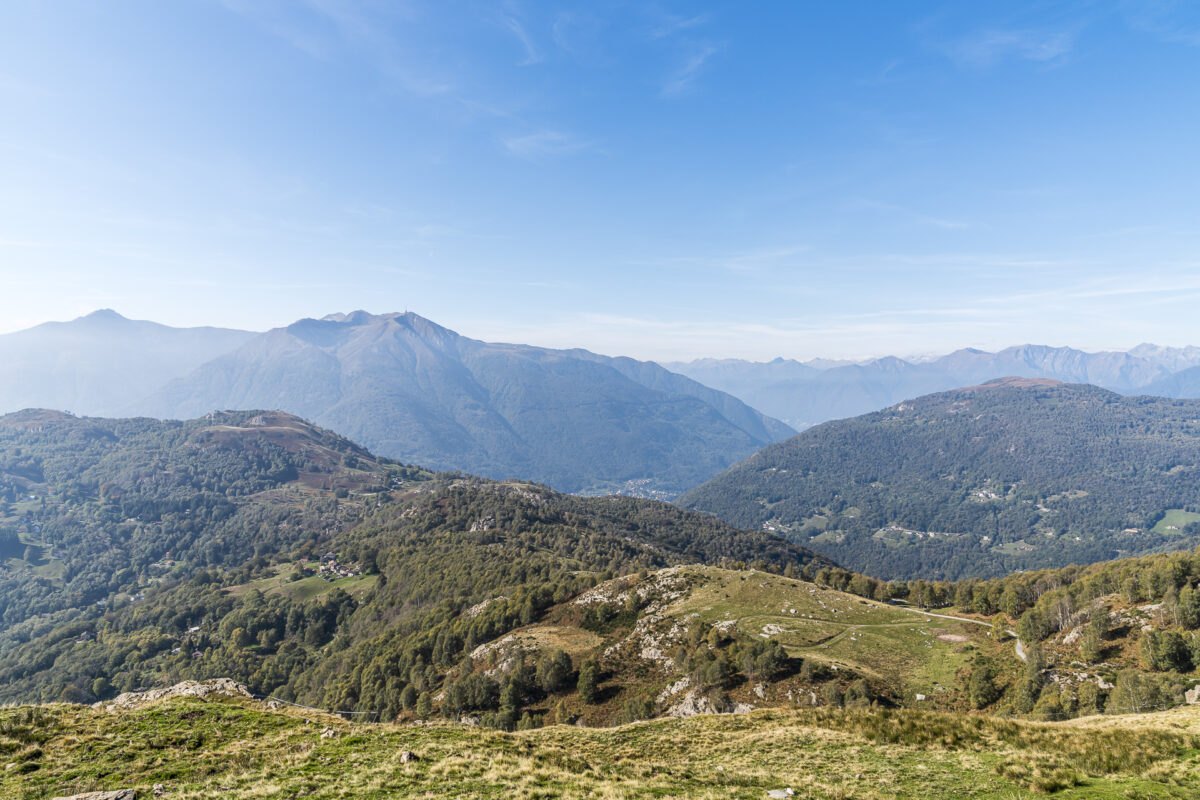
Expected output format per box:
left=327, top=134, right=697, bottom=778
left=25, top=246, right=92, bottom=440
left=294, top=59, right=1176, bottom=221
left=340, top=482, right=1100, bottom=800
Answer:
left=3, top=696, right=1199, bottom=799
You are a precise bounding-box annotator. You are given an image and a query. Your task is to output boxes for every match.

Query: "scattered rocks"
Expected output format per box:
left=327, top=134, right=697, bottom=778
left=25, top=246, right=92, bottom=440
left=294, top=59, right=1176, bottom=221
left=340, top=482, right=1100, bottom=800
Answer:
left=785, top=688, right=819, bottom=706
left=153, top=785, right=166, bottom=797
left=460, top=716, right=481, bottom=726
left=98, top=679, right=252, bottom=710
left=759, top=624, right=795, bottom=637
left=320, top=727, right=339, bottom=739
left=51, top=792, right=136, bottom=800
left=1186, top=686, right=1200, bottom=705
left=766, top=789, right=795, bottom=799
left=399, top=750, right=419, bottom=763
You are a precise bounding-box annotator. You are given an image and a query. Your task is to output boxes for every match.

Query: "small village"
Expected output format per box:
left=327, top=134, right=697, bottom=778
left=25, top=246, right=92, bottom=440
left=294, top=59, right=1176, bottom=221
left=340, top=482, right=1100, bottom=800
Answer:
left=300, top=552, right=362, bottom=582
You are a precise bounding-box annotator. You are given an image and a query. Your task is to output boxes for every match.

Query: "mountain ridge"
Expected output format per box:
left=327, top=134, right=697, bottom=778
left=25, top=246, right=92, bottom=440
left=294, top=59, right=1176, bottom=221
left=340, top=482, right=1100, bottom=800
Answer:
left=138, top=311, right=794, bottom=496
left=666, top=342, right=1200, bottom=430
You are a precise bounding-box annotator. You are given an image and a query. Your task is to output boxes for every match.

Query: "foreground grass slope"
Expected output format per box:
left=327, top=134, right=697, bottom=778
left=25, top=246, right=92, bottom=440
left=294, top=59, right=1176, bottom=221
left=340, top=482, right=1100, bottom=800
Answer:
left=3, top=695, right=1199, bottom=799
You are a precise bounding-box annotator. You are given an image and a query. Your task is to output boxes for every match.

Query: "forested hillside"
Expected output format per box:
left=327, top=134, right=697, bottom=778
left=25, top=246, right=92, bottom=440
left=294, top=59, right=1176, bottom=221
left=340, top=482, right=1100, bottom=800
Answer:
left=0, top=410, right=828, bottom=717
left=0, top=408, right=412, bottom=633
left=682, top=378, right=1200, bottom=579
left=6, top=406, right=1198, bottom=738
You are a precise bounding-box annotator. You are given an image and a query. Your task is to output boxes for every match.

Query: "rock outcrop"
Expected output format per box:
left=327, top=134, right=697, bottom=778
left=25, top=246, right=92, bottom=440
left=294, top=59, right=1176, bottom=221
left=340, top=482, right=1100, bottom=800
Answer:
left=664, top=690, right=754, bottom=718
left=97, top=679, right=252, bottom=710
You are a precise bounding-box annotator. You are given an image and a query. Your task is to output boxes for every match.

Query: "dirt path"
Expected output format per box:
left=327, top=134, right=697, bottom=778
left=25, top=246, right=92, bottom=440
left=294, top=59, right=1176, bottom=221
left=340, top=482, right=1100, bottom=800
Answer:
left=910, top=609, right=1027, bottom=662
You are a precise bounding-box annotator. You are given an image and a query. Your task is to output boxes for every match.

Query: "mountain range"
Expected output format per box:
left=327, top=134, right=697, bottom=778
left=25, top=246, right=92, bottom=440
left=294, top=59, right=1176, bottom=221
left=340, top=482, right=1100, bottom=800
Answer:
left=13, top=309, right=1200, bottom=497
left=664, top=344, right=1200, bottom=430
left=0, top=311, right=791, bottom=496
left=681, top=377, right=1200, bottom=579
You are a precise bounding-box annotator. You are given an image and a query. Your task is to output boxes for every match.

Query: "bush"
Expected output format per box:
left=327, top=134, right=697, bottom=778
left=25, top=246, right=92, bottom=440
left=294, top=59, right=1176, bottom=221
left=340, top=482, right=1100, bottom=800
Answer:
left=536, top=649, right=573, bottom=694
left=968, top=663, right=1000, bottom=709
left=577, top=657, right=600, bottom=704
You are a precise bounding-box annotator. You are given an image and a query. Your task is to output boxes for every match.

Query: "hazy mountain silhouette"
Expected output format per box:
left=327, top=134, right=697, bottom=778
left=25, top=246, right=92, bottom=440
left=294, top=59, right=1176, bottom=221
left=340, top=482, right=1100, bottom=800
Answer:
left=666, top=344, right=1200, bottom=430
left=140, top=311, right=793, bottom=495
left=0, top=310, right=253, bottom=416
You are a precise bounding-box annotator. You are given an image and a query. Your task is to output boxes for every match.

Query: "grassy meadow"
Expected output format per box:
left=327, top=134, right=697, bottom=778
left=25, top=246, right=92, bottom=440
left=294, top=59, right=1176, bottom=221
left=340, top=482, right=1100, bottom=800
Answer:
left=3, top=695, right=1199, bottom=799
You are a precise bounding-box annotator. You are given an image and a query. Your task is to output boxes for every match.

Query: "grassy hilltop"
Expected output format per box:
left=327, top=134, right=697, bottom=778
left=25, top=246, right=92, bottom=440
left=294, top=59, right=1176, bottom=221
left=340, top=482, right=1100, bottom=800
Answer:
left=3, top=693, right=1200, bottom=799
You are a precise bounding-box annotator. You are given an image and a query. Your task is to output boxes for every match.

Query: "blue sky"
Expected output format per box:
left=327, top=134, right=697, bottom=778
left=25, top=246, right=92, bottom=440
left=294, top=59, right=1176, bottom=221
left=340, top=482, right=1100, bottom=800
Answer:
left=1, top=1, right=1199, bottom=360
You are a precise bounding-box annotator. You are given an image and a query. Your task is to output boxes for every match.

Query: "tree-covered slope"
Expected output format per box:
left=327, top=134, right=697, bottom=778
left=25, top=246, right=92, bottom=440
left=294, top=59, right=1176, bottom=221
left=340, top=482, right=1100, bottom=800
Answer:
left=0, top=411, right=827, bottom=711
left=0, top=408, right=412, bottom=635
left=140, top=311, right=793, bottom=496
left=681, top=378, right=1200, bottom=579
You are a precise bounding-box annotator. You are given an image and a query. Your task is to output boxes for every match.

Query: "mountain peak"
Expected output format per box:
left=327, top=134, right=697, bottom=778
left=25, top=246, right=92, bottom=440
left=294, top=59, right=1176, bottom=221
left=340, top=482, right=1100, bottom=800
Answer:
left=319, top=310, right=377, bottom=325
left=78, top=309, right=129, bottom=324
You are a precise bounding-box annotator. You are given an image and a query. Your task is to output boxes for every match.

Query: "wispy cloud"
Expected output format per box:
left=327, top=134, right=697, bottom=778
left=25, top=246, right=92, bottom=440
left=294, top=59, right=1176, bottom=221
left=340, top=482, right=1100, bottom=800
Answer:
left=1065, top=271, right=1200, bottom=299
left=626, top=244, right=810, bottom=274
left=856, top=200, right=970, bottom=230
left=1122, top=1, right=1200, bottom=46
left=502, top=130, right=597, bottom=160
left=218, top=0, right=333, bottom=60
left=501, top=14, right=542, bottom=65
left=944, top=28, right=1076, bottom=66
left=649, top=12, right=711, bottom=40
left=221, top=0, right=453, bottom=96
left=661, top=42, right=720, bottom=96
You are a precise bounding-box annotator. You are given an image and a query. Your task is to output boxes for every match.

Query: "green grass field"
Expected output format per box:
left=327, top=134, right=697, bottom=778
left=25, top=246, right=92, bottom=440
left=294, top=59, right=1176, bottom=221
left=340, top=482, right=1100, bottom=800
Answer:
left=656, top=567, right=997, bottom=702
left=227, top=569, right=379, bottom=601
left=3, top=695, right=1198, bottom=799
left=1151, top=509, right=1200, bottom=536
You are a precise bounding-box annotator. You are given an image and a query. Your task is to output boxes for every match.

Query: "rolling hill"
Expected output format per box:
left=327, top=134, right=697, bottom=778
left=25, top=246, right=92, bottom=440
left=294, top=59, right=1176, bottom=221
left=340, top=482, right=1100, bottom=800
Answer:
left=0, top=409, right=827, bottom=710
left=680, top=378, right=1200, bottom=579
left=4, top=407, right=1200, bottom=775
left=139, top=310, right=793, bottom=495
left=9, top=545, right=1200, bottom=798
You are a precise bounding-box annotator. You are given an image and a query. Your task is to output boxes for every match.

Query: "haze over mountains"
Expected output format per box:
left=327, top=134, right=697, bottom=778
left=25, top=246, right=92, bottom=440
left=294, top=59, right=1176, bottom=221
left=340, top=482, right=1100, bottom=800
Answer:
left=0, top=310, right=253, bottom=417
left=665, top=344, right=1200, bottom=430
left=0, top=310, right=791, bottom=496
left=11, top=309, right=1200, bottom=498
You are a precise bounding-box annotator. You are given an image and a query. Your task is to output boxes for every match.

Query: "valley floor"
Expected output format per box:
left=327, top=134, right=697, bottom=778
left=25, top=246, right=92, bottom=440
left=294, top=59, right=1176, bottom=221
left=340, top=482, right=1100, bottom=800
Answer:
left=3, top=695, right=1199, bottom=799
